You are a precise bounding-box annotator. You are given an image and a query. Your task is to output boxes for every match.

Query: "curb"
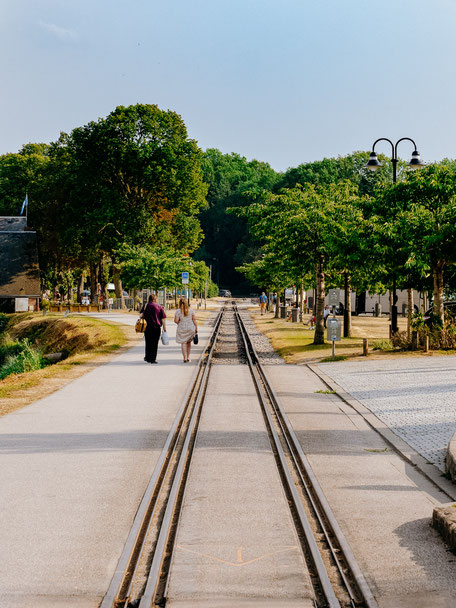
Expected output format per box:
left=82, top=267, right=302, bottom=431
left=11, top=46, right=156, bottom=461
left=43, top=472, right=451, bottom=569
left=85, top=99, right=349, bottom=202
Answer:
left=432, top=503, right=456, bottom=553
left=308, top=363, right=456, bottom=502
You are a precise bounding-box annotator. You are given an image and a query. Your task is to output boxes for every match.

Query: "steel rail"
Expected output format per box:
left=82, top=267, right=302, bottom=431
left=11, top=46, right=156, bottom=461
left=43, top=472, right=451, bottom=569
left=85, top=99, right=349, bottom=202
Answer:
left=138, top=306, right=224, bottom=607
left=234, top=307, right=340, bottom=608
left=235, top=306, right=379, bottom=608
left=100, top=308, right=224, bottom=608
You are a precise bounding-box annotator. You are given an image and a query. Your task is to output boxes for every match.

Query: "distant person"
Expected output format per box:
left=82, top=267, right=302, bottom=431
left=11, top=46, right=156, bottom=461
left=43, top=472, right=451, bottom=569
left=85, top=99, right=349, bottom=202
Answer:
left=259, top=292, right=267, bottom=315
left=324, top=305, right=330, bottom=328
left=305, top=314, right=316, bottom=329
left=174, top=298, right=198, bottom=363
left=140, top=294, right=167, bottom=364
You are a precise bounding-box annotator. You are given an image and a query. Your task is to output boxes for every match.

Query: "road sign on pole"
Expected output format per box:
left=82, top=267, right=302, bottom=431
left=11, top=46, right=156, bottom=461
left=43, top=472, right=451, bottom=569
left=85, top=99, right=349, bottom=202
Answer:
left=328, top=288, right=340, bottom=307
left=182, top=271, right=189, bottom=285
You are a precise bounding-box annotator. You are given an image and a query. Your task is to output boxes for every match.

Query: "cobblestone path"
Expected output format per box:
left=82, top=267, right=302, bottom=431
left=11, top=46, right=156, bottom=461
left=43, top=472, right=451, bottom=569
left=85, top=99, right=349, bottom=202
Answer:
left=317, top=357, right=456, bottom=471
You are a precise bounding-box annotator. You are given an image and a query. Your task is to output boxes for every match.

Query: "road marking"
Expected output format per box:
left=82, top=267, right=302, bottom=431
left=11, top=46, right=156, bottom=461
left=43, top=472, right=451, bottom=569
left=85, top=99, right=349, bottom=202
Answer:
left=176, top=545, right=298, bottom=568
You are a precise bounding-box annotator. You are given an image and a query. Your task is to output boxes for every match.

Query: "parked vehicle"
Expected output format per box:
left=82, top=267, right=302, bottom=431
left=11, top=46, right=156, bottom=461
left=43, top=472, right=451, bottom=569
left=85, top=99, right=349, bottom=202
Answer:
left=424, top=301, right=456, bottom=326
left=218, top=289, right=232, bottom=297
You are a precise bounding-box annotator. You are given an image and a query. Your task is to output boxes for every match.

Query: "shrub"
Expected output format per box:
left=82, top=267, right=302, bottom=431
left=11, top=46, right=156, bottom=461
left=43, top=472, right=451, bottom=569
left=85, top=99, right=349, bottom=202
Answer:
left=0, top=339, right=45, bottom=380
left=0, top=341, right=23, bottom=366
left=372, top=339, right=393, bottom=351
left=391, top=330, right=410, bottom=349
left=430, top=323, right=456, bottom=350
left=0, top=313, right=8, bottom=336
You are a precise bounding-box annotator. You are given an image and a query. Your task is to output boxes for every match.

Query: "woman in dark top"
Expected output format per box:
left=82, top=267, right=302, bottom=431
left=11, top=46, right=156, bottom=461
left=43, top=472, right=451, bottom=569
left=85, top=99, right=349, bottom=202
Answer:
left=140, top=294, right=167, bottom=364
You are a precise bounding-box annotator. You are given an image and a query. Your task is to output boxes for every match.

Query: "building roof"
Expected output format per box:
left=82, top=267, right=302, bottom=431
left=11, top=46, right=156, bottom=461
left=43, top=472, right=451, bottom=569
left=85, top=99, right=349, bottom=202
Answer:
left=0, top=218, right=40, bottom=297
left=0, top=216, right=27, bottom=232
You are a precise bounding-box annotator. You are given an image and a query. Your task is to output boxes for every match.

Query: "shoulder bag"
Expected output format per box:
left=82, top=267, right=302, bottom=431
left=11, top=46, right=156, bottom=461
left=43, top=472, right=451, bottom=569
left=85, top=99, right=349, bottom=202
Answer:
left=135, top=318, right=147, bottom=333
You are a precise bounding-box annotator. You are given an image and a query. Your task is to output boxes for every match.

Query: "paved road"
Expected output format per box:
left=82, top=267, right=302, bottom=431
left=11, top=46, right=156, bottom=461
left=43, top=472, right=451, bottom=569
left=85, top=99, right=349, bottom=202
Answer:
left=317, top=357, right=456, bottom=471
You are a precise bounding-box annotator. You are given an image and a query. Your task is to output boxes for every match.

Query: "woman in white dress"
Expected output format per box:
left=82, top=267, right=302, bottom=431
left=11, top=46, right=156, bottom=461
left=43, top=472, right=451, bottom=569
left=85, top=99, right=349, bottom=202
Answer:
left=174, top=298, right=198, bottom=362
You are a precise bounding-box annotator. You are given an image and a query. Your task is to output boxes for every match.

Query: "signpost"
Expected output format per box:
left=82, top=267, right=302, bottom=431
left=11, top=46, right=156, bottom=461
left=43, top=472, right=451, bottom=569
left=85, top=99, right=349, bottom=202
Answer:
left=327, top=289, right=341, bottom=359
left=182, top=271, right=189, bottom=300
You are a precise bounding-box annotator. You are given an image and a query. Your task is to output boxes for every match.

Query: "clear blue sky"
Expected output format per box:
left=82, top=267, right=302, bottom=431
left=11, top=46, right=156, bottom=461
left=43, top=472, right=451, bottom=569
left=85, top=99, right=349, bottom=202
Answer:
left=1, top=0, right=455, bottom=171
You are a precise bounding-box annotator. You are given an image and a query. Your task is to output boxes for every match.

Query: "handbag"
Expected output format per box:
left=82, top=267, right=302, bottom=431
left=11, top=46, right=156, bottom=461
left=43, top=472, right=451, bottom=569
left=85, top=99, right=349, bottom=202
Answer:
left=161, top=330, right=169, bottom=345
left=135, top=318, right=147, bottom=333
left=193, top=333, right=199, bottom=345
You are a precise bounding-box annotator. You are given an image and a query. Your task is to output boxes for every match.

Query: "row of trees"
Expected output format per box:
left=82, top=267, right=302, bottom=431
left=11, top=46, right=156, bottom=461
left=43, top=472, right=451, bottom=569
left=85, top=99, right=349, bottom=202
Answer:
left=0, top=104, right=217, bottom=304
left=233, top=160, right=456, bottom=345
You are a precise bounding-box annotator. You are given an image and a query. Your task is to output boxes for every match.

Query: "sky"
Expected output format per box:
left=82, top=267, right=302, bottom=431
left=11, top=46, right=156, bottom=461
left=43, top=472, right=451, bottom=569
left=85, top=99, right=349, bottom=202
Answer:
left=1, top=0, right=456, bottom=172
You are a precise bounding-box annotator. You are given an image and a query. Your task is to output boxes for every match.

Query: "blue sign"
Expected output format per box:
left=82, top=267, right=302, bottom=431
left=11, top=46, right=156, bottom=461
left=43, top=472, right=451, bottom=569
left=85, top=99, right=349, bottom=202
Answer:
left=182, top=271, right=189, bottom=284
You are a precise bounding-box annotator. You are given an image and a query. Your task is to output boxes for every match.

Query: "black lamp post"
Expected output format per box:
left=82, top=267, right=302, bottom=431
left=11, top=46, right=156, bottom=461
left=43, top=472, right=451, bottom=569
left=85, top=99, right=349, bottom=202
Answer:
left=366, top=138, right=425, bottom=334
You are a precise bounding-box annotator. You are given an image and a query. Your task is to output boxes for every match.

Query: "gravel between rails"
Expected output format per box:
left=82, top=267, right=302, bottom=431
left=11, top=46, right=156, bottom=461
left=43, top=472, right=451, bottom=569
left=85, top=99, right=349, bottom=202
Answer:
left=239, top=310, right=285, bottom=365
left=213, top=309, right=246, bottom=365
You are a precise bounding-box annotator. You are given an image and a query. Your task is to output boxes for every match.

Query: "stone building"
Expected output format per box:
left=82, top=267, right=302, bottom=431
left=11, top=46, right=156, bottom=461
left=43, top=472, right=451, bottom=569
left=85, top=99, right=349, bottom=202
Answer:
left=0, top=216, right=41, bottom=312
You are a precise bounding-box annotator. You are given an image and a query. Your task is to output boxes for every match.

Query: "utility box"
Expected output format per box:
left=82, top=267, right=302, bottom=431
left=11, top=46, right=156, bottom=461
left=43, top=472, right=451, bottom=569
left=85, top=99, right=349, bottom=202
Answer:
left=291, top=308, right=299, bottom=322
left=327, top=317, right=341, bottom=341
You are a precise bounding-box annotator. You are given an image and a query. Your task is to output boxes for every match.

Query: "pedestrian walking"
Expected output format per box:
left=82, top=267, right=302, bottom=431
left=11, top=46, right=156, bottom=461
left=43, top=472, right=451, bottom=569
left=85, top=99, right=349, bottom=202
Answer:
left=174, top=298, right=198, bottom=363
left=140, top=294, right=167, bottom=364
left=259, top=292, right=267, bottom=315
left=324, top=305, right=330, bottom=328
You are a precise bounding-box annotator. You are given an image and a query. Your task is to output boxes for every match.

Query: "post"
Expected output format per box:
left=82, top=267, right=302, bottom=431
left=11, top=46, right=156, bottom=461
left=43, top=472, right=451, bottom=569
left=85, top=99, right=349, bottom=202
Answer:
left=391, top=276, right=398, bottom=334
left=424, top=335, right=430, bottom=353
left=363, top=338, right=368, bottom=356
left=332, top=340, right=335, bottom=360
left=204, top=280, right=207, bottom=310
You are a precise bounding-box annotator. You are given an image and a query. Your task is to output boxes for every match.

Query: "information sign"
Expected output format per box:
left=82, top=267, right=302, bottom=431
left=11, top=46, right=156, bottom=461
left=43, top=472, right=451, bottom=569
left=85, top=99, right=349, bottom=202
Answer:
left=182, top=271, right=189, bottom=285
left=326, top=317, right=341, bottom=341
left=328, top=288, right=340, bottom=307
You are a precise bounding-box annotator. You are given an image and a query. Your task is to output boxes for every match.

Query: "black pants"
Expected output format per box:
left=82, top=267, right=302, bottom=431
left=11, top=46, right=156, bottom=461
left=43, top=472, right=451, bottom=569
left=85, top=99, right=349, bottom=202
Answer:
left=144, top=326, right=161, bottom=362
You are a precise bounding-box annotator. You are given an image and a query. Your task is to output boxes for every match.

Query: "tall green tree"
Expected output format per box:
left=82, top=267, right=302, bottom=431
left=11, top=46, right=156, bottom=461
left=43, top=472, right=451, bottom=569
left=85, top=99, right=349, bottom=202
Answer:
left=371, top=164, right=456, bottom=323
left=196, top=148, right=279, bottom=291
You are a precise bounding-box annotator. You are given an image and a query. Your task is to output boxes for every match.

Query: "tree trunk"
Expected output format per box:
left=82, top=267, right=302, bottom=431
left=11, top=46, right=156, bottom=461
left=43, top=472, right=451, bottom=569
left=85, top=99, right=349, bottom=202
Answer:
left=388, top=290, right=393, bottom=320
left=432, top=260, right=445, bottom=323
left=90, top=263, right=98, bottom=305
left=100, top=260, right=109, bottom=309
left=314, top=258, right=325, bottom=345
left=275, top=293, right=280, bottom=318
left=422, top=292, right=428, bottom=313
left=344, top=272, right=352, bottom=338
left=299, top=279, right=304, bottom=314
left=113, top=264, right=125, bottom=309
left=77, top=272, right=84, bottom=304
left=407, top=287, right=413, bottom=340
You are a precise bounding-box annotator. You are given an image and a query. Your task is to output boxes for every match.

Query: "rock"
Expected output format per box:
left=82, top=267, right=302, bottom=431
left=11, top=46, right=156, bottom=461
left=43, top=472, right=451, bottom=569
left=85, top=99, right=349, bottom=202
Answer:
left=43, top=352, right=64, bottom=362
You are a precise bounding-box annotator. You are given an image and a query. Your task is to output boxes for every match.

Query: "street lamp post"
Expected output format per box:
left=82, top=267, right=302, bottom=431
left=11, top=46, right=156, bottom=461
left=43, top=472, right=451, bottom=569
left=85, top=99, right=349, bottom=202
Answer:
left=366, top=138, right=425, bottom=334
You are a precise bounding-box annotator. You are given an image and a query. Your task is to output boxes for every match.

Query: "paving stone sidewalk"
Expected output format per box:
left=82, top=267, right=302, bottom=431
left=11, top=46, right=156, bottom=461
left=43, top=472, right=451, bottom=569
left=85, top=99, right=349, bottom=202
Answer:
left=317, top=356, right=456, bottom=472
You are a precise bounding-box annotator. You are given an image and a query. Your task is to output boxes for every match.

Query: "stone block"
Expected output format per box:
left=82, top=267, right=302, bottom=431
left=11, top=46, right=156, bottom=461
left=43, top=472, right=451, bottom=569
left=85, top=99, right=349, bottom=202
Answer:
left=432, top=503, right=456, bottom=552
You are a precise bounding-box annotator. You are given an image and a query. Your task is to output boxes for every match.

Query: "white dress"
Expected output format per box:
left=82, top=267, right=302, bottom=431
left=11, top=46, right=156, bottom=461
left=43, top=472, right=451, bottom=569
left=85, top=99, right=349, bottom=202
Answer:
left=175, top=308, right=196, bottom=344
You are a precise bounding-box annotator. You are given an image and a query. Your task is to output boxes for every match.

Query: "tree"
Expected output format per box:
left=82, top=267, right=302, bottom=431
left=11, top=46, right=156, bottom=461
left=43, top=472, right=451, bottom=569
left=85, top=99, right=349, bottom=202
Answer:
left=233, top=181, right=365, bottom=344
left=0, top=143, right=50, bottom=216
left=372, top=164, right=456, bottom=324
left=196, top=149, right=279, bottom=291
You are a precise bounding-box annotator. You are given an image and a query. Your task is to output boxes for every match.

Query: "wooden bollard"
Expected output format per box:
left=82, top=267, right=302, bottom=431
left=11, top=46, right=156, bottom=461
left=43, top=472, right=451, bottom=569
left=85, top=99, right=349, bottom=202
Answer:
left=424, top=335, right=430, bottom=353
left=363, top=338, right=369, bottom=356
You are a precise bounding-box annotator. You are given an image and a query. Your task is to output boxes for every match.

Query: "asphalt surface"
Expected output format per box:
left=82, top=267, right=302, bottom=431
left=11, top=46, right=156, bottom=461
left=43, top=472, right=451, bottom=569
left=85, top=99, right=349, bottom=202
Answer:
left=0, top=312, right=214, bottom=608
left=266, top=364, right=456, bottom=608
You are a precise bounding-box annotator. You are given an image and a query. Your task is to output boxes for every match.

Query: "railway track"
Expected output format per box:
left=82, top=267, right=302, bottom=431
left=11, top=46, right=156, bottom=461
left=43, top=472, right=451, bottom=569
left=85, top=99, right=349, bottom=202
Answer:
left=101, top=304, right=378, bottom=608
